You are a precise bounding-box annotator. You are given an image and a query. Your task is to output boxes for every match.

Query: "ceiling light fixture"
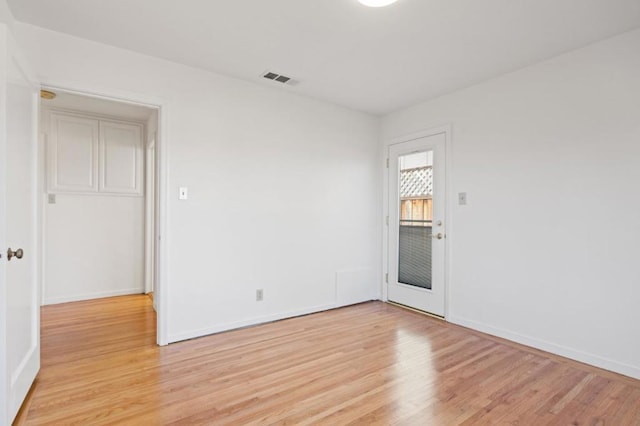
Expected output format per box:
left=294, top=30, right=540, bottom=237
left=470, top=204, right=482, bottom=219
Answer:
left=40, top=90, right=57, bottom=100
left=358, top=0, right=398, bottom=7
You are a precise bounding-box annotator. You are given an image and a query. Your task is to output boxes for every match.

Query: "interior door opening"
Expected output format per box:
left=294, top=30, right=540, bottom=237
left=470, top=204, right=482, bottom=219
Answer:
left=38, top=88, right=161, bottom=319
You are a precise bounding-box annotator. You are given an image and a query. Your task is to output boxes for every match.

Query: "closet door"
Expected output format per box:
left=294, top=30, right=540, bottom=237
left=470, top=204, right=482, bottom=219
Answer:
left=99, top=120, right=143, bottom=195
left=48, top=113, right=99, bottom=193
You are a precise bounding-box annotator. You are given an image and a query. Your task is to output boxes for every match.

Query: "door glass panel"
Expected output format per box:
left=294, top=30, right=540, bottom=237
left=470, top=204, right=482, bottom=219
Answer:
left=398, top=151, right=433, bottom=289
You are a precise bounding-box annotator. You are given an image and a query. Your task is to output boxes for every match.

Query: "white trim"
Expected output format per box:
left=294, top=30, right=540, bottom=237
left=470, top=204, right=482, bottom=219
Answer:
left=38, top=132, right=47, bottom=306
left=39, top=82, right=170, bottom=346
left=43, top=106, right=148, bottom=126
left=144, top=135, right=156, bottom=295
left=44, top=190, right=144, bottom=198
left=443, top=125, right=454, bottom=320
left=40, top=82, right=166, bottom=112
left=381, top=153, right=389, bottom=302
left=168, top=300, right=374, bottom=344
left=0, top=26, right=10, bottom=423
left=44, top=288, right=145, bottom=305
left=387, top=125, right=452, bottom=147
left=155, top=104, right=169, bottom=345
left=449, top=315, right=640, bottom=380
left=382, top=124, right=453, bottom=319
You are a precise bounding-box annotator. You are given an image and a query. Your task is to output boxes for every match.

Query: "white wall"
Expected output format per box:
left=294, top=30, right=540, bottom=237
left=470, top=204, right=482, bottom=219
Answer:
left=0, top=0, right=13, bottom=29
left=382, top=29, right=640, bottom=379
left=16, top=24, right=381, bottom=341
left=43, top=193, right=145, bottom=304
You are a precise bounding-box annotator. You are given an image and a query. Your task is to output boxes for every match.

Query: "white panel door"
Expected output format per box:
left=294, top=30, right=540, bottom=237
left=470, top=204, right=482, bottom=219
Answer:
left=388, top=132, right=447, bottom=316
left=0, top=27, right=40, bottom=424
left=99, top=120, right=143, bottom=195
left=48, top=112, right=99, bottom=193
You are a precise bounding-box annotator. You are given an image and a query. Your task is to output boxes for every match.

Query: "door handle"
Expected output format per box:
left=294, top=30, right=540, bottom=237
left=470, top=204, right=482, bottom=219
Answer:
left=433, top=233, right=445, bottom=240
left=7, top=248, right=24, bottom=261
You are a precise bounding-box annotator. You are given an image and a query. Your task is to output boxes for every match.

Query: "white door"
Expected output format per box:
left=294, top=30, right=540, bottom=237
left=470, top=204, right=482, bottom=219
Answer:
left=0, top=27, right=40, bottom=424
left=387, top=132, right=446, bottom=316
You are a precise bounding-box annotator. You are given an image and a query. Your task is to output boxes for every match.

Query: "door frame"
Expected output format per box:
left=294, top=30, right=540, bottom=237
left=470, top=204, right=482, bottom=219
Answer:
left=39, top=83, right=170, bottom=346
left=382, top=125, right=453, bottom=319
left=144, top=132, right=156, bottom=297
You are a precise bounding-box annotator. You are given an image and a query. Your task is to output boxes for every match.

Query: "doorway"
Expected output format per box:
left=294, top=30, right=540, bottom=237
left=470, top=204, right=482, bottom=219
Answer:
left=38, top=88, right=164, bottom=339
left=387, top=131, right=447, bottom=317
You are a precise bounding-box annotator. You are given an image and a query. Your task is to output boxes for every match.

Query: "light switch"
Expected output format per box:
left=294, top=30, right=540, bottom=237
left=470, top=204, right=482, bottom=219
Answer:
left=458, top=192, right=467, bottom=205
left=48, top=194, right=56, bottom=204
left=179, top=187, right=188, bottom=200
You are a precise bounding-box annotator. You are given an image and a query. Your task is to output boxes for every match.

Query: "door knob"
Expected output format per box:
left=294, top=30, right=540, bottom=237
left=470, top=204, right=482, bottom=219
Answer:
left=7, top=248, right=23, bottom=261
left=433, top=233, right=444, bottom=240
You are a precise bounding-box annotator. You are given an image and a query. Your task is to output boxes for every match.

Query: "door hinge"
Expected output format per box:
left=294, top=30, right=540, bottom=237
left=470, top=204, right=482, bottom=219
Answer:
left=385, top=216, right=389, bottom=226
left=386, top=158, right=389, bottom=168
left=385, top=273, right=388, bottom=283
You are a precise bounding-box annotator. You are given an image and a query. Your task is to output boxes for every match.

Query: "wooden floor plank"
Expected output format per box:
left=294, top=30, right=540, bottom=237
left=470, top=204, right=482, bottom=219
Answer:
left=16, top=295, right=640, bottom=425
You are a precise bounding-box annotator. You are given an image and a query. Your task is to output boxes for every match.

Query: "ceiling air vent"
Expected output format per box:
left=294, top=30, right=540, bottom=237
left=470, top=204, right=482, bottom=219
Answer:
left=262, top=71, right=299, bottom=86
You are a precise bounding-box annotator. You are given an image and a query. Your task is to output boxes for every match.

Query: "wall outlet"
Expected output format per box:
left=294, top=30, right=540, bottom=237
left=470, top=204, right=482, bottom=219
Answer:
left=256, top=289, right=264, bottom=301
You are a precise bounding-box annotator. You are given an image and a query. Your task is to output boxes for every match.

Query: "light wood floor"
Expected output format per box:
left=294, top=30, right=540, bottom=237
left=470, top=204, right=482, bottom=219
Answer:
left=16, top=295, right=640, bottom=425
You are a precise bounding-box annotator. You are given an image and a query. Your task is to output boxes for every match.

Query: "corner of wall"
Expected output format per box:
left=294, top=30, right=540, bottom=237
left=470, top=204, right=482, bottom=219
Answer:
left=0, top=0, right=15, bottom=30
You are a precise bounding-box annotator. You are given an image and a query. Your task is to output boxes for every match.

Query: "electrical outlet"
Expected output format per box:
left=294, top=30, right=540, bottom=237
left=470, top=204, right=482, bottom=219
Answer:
left=256, top=289, right=264, bottom=302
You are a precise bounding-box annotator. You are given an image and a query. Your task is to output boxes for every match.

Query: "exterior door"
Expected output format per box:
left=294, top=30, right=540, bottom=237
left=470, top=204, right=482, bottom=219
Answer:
left=388, top=132, right=446, bottom=316
left=0, top=27, right=40, bottom=424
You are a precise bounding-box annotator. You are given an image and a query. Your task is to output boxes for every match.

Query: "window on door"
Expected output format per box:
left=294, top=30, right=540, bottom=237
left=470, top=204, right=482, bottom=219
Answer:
left=398, top=151, right=433, bottom=289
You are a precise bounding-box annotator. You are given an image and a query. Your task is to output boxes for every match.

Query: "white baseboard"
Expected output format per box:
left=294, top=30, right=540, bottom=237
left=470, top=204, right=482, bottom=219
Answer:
left=44, top=288, right=144, bottom=305
left=448, top=315, right=640, bottom=380
left=168, top=299, right=375, bottom=344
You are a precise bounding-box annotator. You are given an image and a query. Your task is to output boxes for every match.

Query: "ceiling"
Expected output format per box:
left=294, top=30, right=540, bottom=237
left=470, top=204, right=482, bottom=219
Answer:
left=9, top=0, right=640, bottom=115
